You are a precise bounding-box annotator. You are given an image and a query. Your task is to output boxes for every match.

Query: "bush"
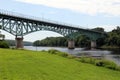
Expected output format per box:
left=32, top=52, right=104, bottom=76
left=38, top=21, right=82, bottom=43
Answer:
left=41, top=50, right=47, bottom=52
left=48, top=49, right=69, bottom=57
left=95, top=60, right=104, bottom=66
left=0, top=41, right=9, bottom=48
left=103, top=60, right=117, bottom=70
left=78, top=57, right=86, bottom=63
left=78, top=57, right=96, bottom=64
left=48, top=49, right=59, bottom=54
left=67, top=55, right=75, bottom=59
left=89, top=58, right=96, bottom=64
left=78, top=57, right=120, bottom=71
left=57, top=52, right=68, bottom=57
left=47, top=50, right=120, bottom=71
left=95, top=59, right=117, bottom=70
left=115, top=66, right=120, bottom=71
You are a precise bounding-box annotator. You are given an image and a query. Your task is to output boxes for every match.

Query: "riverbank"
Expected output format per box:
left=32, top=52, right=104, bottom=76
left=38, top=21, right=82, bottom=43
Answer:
left=23, top=46, right=120, bottom=65
left=0, top=48, right=120, bottom=80
left=101, top=45, right=120, bottom=49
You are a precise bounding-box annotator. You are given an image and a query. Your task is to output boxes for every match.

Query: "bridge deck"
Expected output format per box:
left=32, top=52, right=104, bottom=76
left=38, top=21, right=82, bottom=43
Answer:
left=0, top=9, right=106, bottom=34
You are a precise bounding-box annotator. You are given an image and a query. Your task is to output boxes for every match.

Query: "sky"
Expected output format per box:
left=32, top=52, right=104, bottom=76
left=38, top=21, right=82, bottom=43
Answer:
left=0, top=0, right=120, bottom=42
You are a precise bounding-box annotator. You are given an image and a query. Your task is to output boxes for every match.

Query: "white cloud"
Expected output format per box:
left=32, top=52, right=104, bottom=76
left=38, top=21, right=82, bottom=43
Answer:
left=15, top=0, right=120, bottom=16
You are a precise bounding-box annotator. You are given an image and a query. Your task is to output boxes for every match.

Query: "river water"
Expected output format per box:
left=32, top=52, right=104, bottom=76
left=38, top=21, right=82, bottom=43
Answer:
left=24, top=46, right=120, bottom=65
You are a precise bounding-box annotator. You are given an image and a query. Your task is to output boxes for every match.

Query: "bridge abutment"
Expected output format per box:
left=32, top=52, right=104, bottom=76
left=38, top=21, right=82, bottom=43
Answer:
left=91, top=40, right=97, bottom=49
left=15, top=37, right=24, bottom=49
left=68, top=40, right=75, bottom=49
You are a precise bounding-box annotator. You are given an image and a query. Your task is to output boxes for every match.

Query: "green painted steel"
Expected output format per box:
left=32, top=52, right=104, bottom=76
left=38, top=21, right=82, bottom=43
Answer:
left=0, top=12, right=106, bottom=41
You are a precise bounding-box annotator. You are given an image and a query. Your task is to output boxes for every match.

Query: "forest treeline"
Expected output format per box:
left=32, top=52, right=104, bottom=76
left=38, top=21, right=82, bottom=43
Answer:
left=0, top=40, right=32, bottom=48
left=33, top=26, right=120, bottom=48
left=6, top=40, right=33, bottom=46
left=33, top=35, right=91, bottom=47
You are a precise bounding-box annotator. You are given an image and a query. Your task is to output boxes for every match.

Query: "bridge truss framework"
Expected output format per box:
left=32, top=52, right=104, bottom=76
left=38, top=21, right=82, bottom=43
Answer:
left=0, top=10, right=106, bottom=49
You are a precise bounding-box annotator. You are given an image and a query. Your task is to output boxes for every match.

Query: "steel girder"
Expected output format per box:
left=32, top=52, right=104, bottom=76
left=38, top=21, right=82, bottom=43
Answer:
left=0, top=16, right=77, bottom=37
left=0, top=14, right=106, bottom=40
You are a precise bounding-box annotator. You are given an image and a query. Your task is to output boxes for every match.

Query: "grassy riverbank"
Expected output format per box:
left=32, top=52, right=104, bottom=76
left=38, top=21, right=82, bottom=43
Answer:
left=0, top=48, right=120, bottom=80
left=101, top=45, right=120, bottom=49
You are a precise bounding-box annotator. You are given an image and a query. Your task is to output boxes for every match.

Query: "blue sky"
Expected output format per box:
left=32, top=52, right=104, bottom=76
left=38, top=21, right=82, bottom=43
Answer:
left=0, top=0, right=120, bottom=42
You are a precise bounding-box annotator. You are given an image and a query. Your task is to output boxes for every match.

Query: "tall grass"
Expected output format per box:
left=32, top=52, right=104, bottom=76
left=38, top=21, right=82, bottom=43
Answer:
left=47, top=49, right=120, bottom=71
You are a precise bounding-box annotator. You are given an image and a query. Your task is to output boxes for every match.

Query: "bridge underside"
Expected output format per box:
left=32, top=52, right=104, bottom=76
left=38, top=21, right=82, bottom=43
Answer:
left=0, top=12, right=106, bottom=49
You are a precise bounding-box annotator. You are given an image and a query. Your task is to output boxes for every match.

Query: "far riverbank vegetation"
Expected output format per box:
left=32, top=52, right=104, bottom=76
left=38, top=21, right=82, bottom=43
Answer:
left=33, top=26, right=120, bottom=49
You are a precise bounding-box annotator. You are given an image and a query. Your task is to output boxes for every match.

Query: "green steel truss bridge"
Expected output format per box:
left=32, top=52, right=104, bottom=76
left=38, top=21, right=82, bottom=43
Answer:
left=0, top=9, right=106, bottom=49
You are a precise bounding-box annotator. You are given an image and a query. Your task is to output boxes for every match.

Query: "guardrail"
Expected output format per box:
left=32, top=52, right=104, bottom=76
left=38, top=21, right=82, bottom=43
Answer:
left=0, top=9, right=87, bottom=29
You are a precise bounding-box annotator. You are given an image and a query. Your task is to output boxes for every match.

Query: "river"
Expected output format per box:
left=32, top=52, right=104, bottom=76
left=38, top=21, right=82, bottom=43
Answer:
left=24, top=46, right=120, bottom=65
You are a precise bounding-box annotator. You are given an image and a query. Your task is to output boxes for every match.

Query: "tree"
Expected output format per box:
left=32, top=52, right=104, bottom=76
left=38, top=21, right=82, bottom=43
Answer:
left=75, top=35, right=90, bottom=47
left=91, top=27, right=105, bottom=47
left=33, top=37, right=67, bottom=47
left=0, top=41, right=9, bottom=48
left=105, top=26, right=120, bottom=47
left=91, top=27, right=104, bottom=32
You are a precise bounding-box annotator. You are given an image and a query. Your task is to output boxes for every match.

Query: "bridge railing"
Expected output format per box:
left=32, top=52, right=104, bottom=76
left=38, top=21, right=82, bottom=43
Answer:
left=0, top=9, right=87, bottom=29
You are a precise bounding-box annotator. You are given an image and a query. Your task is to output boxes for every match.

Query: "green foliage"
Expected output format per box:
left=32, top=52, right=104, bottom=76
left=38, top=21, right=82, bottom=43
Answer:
left=102, top=60, right=117, bottom=70
left=75, top=35, right=90, bottom=47
left=48, top=49, right=68, bottom=57
left=96, top=38, right=105, bottom=47
left=75, top=26, right=120, bottom=48
left=91, top=27, right=105, bottom=32
left=41, top=50, right=47, bottom=52
left=47, top=49, right=75, bottom=58
left=67, top=54, right=76, bottom=59
left=0, top=40, right=9, bottom=48
left=0, top=34, right=5, bottom=40
left=32, top=26, right=120, bottom=48
left=48, top=49, right=59, bottom=54
left=78, top=57, right=96, bottom=64
left=47, top=49, right=120, bottom=71
left=57, top=52, right=68, bottom=57
left=95, top=60, right=104, bottom=66
left=116, top=66, right=120, bottom=71
left=101, top=45, right=119, bottom=49
left=104, top=26, right=120, bottom=47
left=33, top=37, right=67, bottom=47
left=95, top=59, right=117, bottom=70
left=33, top=26, right=120, bottom=48
left=33, top=35, right=91, bottom=48
left=91, top=26, right=120, bottom=48
left=77, top=56, right=120, bottom=71
left=91, top=27, right=105, bottom=47
left=6, top=40, right=32, bottom=46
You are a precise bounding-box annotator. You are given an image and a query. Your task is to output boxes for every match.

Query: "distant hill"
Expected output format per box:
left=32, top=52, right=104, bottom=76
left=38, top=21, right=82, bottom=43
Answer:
left=5, top=39, right=33, bottom=46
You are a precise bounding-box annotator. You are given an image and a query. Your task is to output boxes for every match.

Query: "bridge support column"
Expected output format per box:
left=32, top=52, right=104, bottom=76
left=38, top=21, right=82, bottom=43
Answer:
left=15, top=37, right=24, bottom=49
left=91, top=40, right=97, bottom=49
left=68, top=40, right=75, bottom=49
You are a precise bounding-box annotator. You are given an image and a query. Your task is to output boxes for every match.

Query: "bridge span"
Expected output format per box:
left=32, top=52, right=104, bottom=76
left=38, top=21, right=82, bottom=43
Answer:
left=0, top=9, right=106, bottom=49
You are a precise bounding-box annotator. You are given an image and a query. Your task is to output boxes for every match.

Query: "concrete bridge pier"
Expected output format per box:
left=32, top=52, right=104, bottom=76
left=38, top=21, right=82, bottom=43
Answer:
left=91, top=40, right=97, bottom=49
left=68, top=40, right=75, bottom=49
left=15, top=37, right=24, bottom=49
